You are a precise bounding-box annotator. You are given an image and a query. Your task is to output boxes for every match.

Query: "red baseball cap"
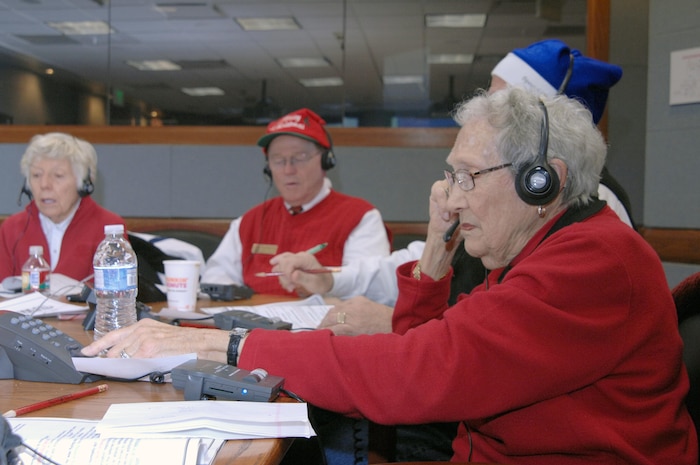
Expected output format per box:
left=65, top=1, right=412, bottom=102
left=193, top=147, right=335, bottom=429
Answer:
left=257, top=108, right=331, bottom=150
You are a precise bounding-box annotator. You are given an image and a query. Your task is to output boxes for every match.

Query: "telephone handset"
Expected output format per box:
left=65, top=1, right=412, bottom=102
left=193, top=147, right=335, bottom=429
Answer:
left=0, top=310, right=102, bottom=384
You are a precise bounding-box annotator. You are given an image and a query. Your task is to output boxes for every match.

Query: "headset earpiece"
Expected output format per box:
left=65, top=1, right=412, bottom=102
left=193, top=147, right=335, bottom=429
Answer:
left=515, top=101, right=560, bottom=206
left=78, top=168, right=94, bottom=197
left=263, top=162, right=272, bottom=180
left=17, top=179, right=33, bottom=206
left=320, top=127, right=336, bottom=171
left=321, top=148, right=336, bottom=170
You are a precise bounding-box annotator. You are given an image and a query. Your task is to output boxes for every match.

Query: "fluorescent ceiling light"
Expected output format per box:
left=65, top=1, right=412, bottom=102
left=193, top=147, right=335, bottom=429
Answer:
left=127, top=60, right=181, bottom=71
left=383, top=75, right=424, bottom=85
left=236, top=17, right=300, bottom=31
left=425, top=14, right=486, bottom=28
left=299, top=77, right=343, bottom=87
left=428, top=54, right=475, bottom=64
left=181, top=87, right=225, bottom=96
left=47, top=21, right=112, bottom=35
left=278, top=57, right=330, bottom=68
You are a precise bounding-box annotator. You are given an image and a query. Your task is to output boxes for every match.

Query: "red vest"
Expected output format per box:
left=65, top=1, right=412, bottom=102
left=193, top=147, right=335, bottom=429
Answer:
left=0, top=197, right=126, bottom=281
left=239, top=191, right=375, bottom=295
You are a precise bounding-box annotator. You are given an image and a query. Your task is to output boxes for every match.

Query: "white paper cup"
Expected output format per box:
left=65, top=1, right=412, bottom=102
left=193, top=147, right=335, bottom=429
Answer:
left=163, top=260, right=200, bottom=312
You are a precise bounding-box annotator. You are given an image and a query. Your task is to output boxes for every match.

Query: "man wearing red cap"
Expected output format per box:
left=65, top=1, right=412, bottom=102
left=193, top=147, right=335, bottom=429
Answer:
left=201, top=108, right=390, bottom=295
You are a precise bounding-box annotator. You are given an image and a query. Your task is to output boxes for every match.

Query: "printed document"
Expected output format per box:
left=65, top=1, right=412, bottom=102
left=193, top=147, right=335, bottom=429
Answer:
left=200, top=294, right=332, bottom=329
left=9, top=417, right=223, bottom=465
left=0, top=291, right=87, bottom=317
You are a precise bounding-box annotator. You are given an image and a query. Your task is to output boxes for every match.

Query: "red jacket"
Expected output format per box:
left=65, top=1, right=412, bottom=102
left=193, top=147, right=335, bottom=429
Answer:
left=0, top=197, right=125, bottom=281
left=239, top=206, right=697, bottom=465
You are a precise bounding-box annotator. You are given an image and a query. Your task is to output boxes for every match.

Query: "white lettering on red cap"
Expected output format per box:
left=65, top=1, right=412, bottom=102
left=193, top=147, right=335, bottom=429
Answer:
left=269, top=114, right=307, bottom=132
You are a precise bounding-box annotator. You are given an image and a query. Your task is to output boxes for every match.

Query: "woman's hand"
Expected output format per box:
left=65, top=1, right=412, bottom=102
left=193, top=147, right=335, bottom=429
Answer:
left=428, top=178, right=458, bottom=241
left=319, top=296, right=393, bottom=336
left=80, top=319, right=229, bottom=362
left=414, top=179, right=460, bottom=280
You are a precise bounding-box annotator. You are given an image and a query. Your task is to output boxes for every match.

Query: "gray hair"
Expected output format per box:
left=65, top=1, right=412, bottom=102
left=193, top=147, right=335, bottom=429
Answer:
left=452, top=87, right=606, bottom=208
left=20, top=132, right=97, bottom=190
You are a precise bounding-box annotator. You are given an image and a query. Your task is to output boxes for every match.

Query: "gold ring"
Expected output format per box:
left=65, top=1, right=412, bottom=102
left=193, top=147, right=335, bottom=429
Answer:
left=120, top=349, right=131, bottom=359
left=336, top=312, right=346, bottom=324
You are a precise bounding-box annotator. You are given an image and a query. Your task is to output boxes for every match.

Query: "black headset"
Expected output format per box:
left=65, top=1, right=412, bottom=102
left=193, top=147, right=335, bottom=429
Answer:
left=263, top=127, right=336, bottom=179
left=78, top=168, right=95, bottom=197
left=513, top=53, right=573, bottom=206
left=514, top=100, right=560, bottom=206
left=17, top=168, right=94, bottom=206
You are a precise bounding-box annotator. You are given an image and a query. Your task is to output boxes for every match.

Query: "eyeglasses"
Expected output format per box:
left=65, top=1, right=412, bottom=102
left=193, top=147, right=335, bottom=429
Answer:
left=268, top=151, right=320, bottom=169
left=444, top=163, right=513, bottom=192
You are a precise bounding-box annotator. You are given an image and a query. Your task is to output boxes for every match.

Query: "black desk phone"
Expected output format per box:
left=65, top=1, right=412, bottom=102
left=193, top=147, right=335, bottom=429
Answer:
left=0, top=310, right=102, bottom=384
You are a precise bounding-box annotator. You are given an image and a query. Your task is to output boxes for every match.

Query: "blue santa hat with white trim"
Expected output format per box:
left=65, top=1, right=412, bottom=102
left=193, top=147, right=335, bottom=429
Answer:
left=491, top=39, right=623, bottom=124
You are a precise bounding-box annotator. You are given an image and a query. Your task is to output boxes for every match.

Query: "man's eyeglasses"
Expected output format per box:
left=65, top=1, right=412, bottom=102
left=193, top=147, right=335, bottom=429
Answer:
left=268, top=151, right=320, bottom=169
left=444, top=163, right=513, bottom=192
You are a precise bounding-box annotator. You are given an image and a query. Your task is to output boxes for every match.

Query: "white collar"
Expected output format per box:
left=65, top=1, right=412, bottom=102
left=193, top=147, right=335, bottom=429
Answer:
left=284, top=177, right=332, bottom=213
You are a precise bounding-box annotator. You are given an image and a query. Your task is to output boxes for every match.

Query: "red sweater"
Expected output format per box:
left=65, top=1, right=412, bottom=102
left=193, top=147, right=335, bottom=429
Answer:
left=239, top=190, right=376, bottom=295
left=0, top=197, right=125, bottom=281
left=239, top=207, right=697, bottom=465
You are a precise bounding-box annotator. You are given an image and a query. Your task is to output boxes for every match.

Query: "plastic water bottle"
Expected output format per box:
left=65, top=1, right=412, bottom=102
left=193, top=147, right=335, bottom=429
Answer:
left=21, top=245, right=50, bottom=294
left=93, top=224, right=138, bottom=341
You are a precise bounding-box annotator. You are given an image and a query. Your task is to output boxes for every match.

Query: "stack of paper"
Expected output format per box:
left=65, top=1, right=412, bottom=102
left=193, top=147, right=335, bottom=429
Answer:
left=96, top=400, right=316, bottom=440
left=9, top=417, right=223, bottom=465
left=9, top=401, right=314, bottom=465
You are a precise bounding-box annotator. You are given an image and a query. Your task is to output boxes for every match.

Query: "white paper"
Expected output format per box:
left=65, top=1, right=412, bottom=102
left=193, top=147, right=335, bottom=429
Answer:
left=670, top=46, right=700, bottom=105
left=200, top=294, right=332, bottom=330
left=73, top=353, right=196, bottom=380
left=0, top=273, right=85, bottom=299
left=8, top=417, right=223, bottom=465
left=97, top=400, right=316, bottom=440
left=0, top=291, right=87, bottom=317
left=49, top=272, right=89, bottom=296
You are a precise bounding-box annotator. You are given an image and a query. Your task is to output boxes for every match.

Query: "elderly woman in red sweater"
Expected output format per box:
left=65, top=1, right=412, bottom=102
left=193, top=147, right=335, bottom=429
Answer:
left=0, top=132, right=124, bottom=282
left=84, top=87, right=697, bottom=465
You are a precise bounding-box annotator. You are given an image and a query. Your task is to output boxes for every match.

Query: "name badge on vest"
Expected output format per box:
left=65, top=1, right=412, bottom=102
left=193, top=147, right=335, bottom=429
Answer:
left=252, top=243, right=278, bottom=255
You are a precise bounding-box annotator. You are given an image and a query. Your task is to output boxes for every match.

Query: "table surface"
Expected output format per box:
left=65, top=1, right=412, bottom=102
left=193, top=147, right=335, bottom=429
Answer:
left=0, top=294, right=298, bottom=465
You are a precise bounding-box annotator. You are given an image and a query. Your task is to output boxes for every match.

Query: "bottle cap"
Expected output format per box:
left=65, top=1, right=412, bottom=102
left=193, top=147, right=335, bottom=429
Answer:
left=29, top=245, right=43, bottom=255
left=104, top=224, right=125, bottom=235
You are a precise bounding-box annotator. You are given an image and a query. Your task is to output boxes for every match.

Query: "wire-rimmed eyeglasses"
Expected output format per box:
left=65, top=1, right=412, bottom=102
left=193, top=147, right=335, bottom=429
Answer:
left=444, top=163, right=513, bottom=192
left=268, top=151, right=320, bottom=169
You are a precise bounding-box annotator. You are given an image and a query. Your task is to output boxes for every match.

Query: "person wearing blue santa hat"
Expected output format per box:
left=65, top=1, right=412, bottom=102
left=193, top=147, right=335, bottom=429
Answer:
left=491, top=38, right=623, bottom=125
left=489, top=39, right=634, bottom=230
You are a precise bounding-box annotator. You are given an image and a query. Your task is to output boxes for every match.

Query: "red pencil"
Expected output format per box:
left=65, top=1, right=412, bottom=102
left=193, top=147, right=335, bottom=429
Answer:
left=2, top=384, right=109, bottom=418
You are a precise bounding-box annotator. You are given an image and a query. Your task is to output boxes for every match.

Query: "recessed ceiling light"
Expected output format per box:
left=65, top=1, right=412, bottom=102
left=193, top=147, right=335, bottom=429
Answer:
left=299, top=77, right=343, bottom=87
left=278, top=57, right=330, bottom=68
left=235, top=17, right=300, bottom=31
left=428, top=54, right=475, bottom=64
left=181, top=87, right=225, bottom=96
left=425, top=14, right=486, bottom=28
left=45, top=68, right=54, bottom=75
left=46, top=21, right=112, bottom=35
left=383, top=75, right=424, bottom=85
left=127, top=60, right=181, bottom=71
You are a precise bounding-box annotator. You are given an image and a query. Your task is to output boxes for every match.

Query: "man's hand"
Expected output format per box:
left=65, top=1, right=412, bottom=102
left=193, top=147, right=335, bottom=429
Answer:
left=319, top=296, right=393, bottom=336
left=270, top=252, right=334, bottom=296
